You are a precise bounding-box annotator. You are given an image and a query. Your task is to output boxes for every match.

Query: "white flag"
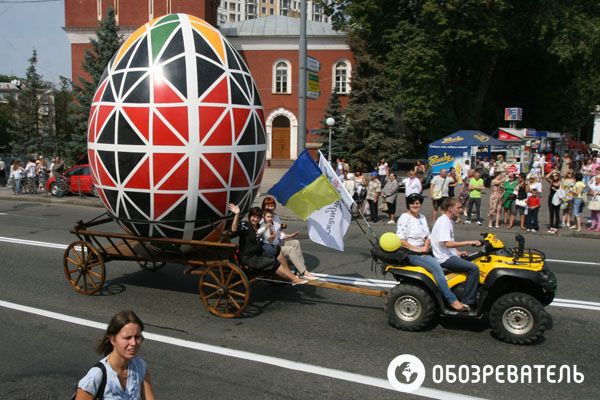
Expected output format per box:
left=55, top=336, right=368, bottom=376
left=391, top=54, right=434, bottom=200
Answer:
left=307, top=200, right=351, bottom=251
left=307, top=151, right=353, bottom=251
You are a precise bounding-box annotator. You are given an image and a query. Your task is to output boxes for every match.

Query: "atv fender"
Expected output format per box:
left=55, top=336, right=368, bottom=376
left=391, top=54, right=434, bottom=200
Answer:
left=391, top=270, right=446, bottom=309
left=481, top=268, right=556, bottom=307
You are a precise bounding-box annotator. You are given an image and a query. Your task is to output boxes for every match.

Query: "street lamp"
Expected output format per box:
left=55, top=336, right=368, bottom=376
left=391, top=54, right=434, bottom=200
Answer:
left=326, top=117, right=335, bottom=162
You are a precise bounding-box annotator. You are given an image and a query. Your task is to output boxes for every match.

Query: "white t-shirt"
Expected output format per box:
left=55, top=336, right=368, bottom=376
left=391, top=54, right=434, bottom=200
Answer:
left=430, top=175, right=453, bottom=197
left=430, top=214, right=457, bottom=263
left=528, top=182, right=542, bottom=194
left=402, top=177, right=422, bottom=197
left=25, top=162, right=37, bottom=178
left=78, top=356, right=147, bottom=400
left=378, top=163, right=388, bottom=176
left=396, top=213, right=430, bottom=247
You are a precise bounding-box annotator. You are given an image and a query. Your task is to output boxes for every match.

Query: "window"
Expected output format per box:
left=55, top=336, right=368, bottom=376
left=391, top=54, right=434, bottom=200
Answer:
left=273, top=60, right=291, bottom=94
left=270, top=8, right=274, bottom=15
left=262, top=6, right=266, bottom=13
left=333, top=60, right=351, bottom=94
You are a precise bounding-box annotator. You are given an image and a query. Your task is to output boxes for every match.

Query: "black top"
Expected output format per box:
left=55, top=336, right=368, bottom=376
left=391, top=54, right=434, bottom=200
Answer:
left=230, top=221, right=263, bottom=258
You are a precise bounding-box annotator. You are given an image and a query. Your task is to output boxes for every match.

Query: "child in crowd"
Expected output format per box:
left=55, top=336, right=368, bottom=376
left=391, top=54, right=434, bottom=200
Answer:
left=258, top=209, right=279, bottom=257
left=526, top=188, right=541, bottom=232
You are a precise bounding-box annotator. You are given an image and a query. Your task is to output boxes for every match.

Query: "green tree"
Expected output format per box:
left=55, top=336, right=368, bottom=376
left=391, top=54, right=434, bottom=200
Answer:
left=10, top=49, right=52, bottom=156
left=319, top=91, right=349, bottom=162
left=54, top=77, right=78, bottom=158
left=69, top=7, right=121, bottom=163
left=0, top=98, right=16, bottom=153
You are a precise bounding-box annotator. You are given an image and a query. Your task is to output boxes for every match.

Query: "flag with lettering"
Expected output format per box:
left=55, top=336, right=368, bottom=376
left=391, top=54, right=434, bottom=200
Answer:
left=307, top=152, right=352, bottom=251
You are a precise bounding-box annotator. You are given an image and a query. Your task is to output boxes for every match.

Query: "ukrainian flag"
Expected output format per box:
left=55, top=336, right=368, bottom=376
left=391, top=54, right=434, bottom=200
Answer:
left=268, top=150, right=341, bottom=220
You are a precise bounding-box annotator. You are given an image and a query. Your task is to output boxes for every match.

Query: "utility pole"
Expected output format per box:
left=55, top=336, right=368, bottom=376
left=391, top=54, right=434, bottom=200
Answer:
left=297, top=0, right=307, bottom=155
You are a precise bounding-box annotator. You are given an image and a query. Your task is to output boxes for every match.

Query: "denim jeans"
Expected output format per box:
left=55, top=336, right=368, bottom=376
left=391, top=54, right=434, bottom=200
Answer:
left=407, top=254, right=457, bottom=303
left=14, top=178, right=22, bottom=194
left=441, top=256, right=480, bottom=305
left=525, top=207, right=539, bottom=230
left=467, top=197, right=482, bottom=222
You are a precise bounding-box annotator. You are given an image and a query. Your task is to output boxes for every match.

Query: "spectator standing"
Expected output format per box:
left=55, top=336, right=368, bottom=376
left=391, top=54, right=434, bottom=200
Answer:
left=525, top=187, right=541, bottom=232
left=561, top=171, right=576, bottom=228
left=582, top=158, right=593, bottom=187
left=353, top=171, right=367, bottom=214
left=25, top=158, right=37, bottom=193
left=495, top=154, right=507, bottom=176
left=51, top=156, right=65, bottom=180
left=366, top=172, right=382, bottom=223
left=487, top=173, right=506, bottom=228
left=377, top=158, right=389, bottom=187
left=509, top=173, right=528, bottom=230
left=465, top=170, right=484, bottom=225
left=343, top=171, right=356, bottom=199
left=587, top=174, right=600, bottom=231
left=545, top=171, right=561, bottom=234
left=457, top=169, right=474, bottom=221
left=335, top=157, right=344, bottom=177
left=413, top=160, right=426, bottom=183
left=0, top=158, right=6, bottom=186
left=382, top=173, right=399, bottom=224
left=570, top=173, right=586, bottom=231
left=447, top=167, right=458, bottom=197
left=402, top=170, right=422, bottom=198
left=430, top=169, right=453, bottom=222
left=561, top=154, right=572, bottom=178
left=10, top=160, right=24, bottom=195
left=460, top=160, right=471, bottom=184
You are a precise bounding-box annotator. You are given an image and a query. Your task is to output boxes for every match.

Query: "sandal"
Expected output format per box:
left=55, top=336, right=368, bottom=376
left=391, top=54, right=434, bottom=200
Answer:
left=292, top=279, right=309, bottom=286
left=301, top=272, right=319, bottom=281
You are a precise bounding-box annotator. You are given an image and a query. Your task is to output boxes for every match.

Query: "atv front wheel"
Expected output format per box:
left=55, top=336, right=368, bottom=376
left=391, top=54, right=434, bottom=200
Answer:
left=386, top=283, right=438, bottom=331
left=489, top=293, right=550, bottom=345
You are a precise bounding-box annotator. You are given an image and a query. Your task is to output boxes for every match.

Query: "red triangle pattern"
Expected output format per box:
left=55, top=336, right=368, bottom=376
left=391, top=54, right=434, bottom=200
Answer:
left=152, top=153, right=186, bottom=186
left=124, top=157, right=150, bottom=189
left=199, top=154, right=230, bottom=189
left=256, top=109, right=265, bottom=125
left=154, top=79, right=184, bottom=103
left=96, top=105, right=114, bottom=138
left=204, top=110, right=232, bottom=146
left=93, top=80, right=109, bottom=104
left=201, top=76, right=228, bottom=103
left=232, top=108, right=251, bottom=141
left=95, top=153, right=117, bottom=187
left=198, top=106, right=226, bottom=141
left=153, top=193, right=185, bottom=219
left=152, top=113, right=185, bottom=146
left=122, top=106, right=150, bottom=142
left=158, top=158, right=188, bottom=190
left=157, top=107, right=188, bottom=143
left=88, top=106, right=98, bottom=142
left=201, top=191, right=228, bottom=214
left=230, top=157, right=249, bottom=188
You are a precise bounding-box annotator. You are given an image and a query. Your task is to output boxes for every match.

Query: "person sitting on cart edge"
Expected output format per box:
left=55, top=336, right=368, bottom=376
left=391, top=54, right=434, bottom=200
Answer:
left=228, top=203, right=308, bottom=286
left=396, top=193, right=470, bottom=312
left=430, top=197, right=482, bottom=309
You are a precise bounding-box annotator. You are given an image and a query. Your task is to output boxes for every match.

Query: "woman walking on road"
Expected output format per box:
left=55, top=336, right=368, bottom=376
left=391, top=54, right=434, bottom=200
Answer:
left=75, top=310, right=155, bottom=400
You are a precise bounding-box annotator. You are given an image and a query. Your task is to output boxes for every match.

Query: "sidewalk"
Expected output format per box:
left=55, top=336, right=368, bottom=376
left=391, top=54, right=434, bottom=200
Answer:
left=1, top=169, right=599, bottom=239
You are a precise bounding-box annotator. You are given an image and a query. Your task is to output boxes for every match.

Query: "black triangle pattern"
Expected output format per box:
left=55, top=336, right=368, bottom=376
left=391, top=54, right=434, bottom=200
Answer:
left=254, top=151, right=266, bottom=182
left=123, top=70, right=146, bottom=95
left=193, top=31, right=219, bottom=63
left=162, top=56, right=188, bottom=98
left=235, top=50, right=249, bottom=74
left=115, top=43, right=137, bottom=71
left=225, top=43, right=240, bottom=71
left=124, top=191, right=151, bottom=218
left=159, top=29, right=184, bottom=63
left=229, top=190, right=250, bottom=212
left=101, top=80, right=115, bottom=102
left=230, top=78, right=249, bottom=106
left=117, top=151, right=145, bottom=184
left=231, top=73, right=248, bottom=97
left=129, top=36, right=149, bottom=69
left=237, top=152, right=255, bottom=183
left=255, top=114, right=266, bottom=145
left=117, top=112, right=145, bottom=145
left=194, top=198, right=221, bottom=223
left=125, top=75, right=150, bottom=103
left=238, top=117, right=255, bottom=146
left=111, top=72, right=125, bottom=98
left=102, top=188, right=119, bottom=214
left=196, top=57, right=224, bottom=99
left=163, top=199, right=188, bottom=223
left=98, top=150, right=117, bottom=183
left=252, top=82, right=261, bottom=106
left=96, top=111, right=116, bottom=144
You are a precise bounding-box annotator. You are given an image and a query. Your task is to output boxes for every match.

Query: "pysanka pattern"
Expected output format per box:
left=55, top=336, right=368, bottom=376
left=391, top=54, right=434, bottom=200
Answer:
left=87, top=14, right=266, bottom=240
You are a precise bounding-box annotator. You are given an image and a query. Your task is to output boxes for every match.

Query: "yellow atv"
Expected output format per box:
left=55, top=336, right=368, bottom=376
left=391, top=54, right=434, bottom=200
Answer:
left=371, top=233, right=556, bottom=344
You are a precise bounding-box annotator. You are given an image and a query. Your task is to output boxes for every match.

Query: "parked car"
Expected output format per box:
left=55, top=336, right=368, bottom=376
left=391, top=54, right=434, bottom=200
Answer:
left=46, top=164, right=97, bottom=197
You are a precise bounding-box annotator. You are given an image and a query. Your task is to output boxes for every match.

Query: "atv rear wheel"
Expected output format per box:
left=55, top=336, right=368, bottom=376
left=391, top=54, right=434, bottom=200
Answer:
left=386, top=283, right=438, bottom=331
left=489, top=293, right=550, bottom=345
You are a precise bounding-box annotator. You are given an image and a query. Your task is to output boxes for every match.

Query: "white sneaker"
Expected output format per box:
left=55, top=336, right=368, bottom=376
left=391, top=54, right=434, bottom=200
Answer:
left=526, top=229, right=531, bottom=232
left=386, top=220, right=395, bottom=225
left=464, top=220, right=472, bottom=224
left=531, top=229, right=537, bottom=232
left=476, top=221, right=482, bottom=226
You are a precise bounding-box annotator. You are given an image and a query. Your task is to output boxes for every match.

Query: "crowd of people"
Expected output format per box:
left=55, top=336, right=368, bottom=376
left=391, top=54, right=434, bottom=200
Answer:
left=0, top=155, right=64, bottom=195
left=334, top=151, right=600, bottom=234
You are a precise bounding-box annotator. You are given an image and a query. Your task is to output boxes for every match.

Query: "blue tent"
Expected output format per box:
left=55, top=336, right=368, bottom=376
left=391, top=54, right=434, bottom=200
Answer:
left=427, top=130, right=506, bottom=173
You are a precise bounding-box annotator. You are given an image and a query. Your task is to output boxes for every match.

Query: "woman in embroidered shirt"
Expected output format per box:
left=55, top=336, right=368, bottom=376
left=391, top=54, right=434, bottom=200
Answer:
left=76, top=310, right=155, bottom=400
left=396, top=193, right=468, bottom=312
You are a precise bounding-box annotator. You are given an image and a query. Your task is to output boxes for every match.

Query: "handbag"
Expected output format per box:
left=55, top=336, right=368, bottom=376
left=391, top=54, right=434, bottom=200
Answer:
left=431, top=177, right=446, bottom=200
left=515, top=199, right=527, bottom=208
left=589, top=195, right=600, bottom=211
left=380, top=202, right=388, bottom=212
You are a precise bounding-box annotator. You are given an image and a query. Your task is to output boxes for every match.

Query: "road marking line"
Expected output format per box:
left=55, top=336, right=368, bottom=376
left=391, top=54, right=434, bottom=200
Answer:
left=0, top=237, right=598, bottom=311
left=0, top=299, right=486, bottom=400
left=545, top=259, right=600, bottom=266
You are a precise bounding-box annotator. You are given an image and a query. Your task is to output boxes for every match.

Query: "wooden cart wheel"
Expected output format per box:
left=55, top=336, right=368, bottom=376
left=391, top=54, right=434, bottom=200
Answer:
left=199, top=262, right=250, bottom=318
left=137, top=261, right=166, bottom=271
left=63, top=240, right=105, bottom=295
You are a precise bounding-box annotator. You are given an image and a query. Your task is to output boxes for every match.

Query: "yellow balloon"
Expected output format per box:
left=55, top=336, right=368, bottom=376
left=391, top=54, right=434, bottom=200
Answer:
left=379, top=232, right=401, bottom=252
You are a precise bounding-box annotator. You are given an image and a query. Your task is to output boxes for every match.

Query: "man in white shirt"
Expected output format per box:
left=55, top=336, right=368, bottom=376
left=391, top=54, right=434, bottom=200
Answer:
left=402, top=171, right=422, bottom=198
left=430, top=197, right=481, bottom=308
left=430, top=168, right=454, bottom=221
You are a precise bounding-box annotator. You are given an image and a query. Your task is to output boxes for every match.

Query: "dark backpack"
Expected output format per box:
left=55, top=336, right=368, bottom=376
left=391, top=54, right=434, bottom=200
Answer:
left=72, top=362, right=107, bottom=400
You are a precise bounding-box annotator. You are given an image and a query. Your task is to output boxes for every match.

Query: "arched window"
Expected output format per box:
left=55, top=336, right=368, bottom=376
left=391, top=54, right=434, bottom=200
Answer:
left=273, top=60, right=291, bottom=94
left=333, top=60, right=351, bottom=95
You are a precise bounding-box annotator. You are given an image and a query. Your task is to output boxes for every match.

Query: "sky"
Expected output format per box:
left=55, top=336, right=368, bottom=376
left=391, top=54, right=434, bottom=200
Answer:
left=0, top=0, right=70, bottom=84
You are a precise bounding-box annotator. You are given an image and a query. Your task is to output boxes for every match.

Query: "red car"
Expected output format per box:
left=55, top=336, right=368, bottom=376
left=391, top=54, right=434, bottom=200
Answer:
left=46, top=164, right=98, bottom=197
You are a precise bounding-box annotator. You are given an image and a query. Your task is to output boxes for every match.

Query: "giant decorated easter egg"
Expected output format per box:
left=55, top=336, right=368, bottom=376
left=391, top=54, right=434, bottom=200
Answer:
left=87, top=14, right=266, bottom=240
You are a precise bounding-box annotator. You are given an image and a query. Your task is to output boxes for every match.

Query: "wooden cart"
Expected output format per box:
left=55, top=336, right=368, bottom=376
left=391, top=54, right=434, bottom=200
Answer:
left=64, top=214, right=387, bottom=318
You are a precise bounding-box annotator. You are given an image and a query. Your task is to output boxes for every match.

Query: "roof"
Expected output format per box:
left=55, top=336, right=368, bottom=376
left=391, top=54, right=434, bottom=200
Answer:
left=429, top=130, right=506, bottom=148
left=219, top=16, right=345, bottom=37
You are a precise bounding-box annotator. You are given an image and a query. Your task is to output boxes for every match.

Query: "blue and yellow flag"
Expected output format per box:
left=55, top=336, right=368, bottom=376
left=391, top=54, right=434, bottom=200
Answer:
left=268, top=150, right=341, bottom=220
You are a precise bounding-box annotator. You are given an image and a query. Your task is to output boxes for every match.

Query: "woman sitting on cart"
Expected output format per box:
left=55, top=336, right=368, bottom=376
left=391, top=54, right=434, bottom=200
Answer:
left=228, top=203, right=308, bottom=286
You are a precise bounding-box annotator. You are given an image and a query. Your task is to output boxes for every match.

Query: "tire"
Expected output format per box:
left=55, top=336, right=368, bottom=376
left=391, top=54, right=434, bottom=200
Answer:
left=386, top=283, right=438, bottom=331
left=489, top=292, right=550, bottom=345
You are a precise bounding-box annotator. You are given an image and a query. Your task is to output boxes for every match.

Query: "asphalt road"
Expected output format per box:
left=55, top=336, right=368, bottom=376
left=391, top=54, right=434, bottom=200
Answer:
left=0, top=200, right=599, bottom=399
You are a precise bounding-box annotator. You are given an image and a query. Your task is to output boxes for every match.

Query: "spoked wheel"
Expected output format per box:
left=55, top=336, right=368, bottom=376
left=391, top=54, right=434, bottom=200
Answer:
left=63, top=240, right=105, bottom=295
left=137, top=260, right=166, bottom=271
left=199, top=262, right=250, bottom=318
